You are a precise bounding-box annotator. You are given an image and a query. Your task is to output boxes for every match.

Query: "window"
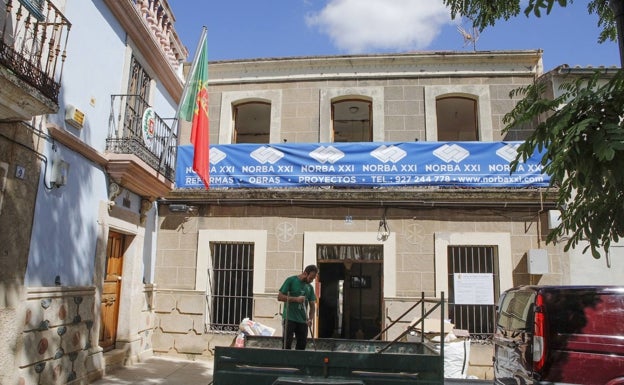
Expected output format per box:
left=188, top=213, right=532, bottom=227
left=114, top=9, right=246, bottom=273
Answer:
left=424, top=85, right=493, bottom=141
left=303, top=231, right=397, bottom=298
left=320, top=87, right=384, bottom=142
left=317, top=244, right=383, bottom=260
left=332, top=100, right=372, bottom=142
left=219, top=91, right=281, bottom=144
left=128, top=55, right=151, bottom=101
left=123, top=56, right=152, bottom=139
left=209, top=242, right=254, bottom=332
left=234, top=102, right=271, bottom=143
left=447, top=245, right=499, bottom=339
left=497, top=290, right=535, bottom=331
left=436, top=96, right=478, bottom=141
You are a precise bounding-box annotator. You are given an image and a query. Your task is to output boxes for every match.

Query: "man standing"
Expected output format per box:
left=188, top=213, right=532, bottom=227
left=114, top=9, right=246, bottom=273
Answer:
left=278, top=265, right=318, bottom=350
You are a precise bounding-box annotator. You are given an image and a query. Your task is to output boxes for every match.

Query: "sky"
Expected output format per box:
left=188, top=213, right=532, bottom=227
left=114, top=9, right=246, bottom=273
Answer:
left=167, top=0, right=620, bottom=72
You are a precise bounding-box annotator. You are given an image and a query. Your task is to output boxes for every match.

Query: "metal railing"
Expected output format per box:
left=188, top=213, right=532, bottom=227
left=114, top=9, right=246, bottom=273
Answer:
left=0, top=0, right=71, bottom=102
left=107, top=94, right=177, bottom=182
left=448, top=303, right=495, bottom=341
left=447, top=245, right=498, bottom=341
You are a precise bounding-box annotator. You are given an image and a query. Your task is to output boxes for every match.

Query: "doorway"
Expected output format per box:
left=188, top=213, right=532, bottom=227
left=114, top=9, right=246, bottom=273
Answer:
left=99, top=230, right=126, bottom=351
left=317, top=246, right=383, bottom=340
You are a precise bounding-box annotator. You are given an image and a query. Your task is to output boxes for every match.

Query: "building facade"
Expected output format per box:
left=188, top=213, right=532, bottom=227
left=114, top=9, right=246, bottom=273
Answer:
left=2, top=1, right=620, bottom=383
left=0, top=0, right=186, bottom=384
left=153, top=51, right=567, bottom=378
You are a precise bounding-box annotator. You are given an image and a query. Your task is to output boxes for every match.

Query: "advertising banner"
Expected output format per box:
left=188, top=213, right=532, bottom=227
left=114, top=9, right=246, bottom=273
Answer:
left=175, top=141, right=549, bottom=189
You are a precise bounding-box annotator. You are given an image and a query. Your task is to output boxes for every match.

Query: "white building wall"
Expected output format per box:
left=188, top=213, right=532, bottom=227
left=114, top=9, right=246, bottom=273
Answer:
left=15, top=0, right=182, bottom=383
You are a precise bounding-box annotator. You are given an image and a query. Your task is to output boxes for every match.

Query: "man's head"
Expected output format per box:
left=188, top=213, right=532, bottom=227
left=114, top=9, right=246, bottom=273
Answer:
left=302, top=264, right=318, bottom=283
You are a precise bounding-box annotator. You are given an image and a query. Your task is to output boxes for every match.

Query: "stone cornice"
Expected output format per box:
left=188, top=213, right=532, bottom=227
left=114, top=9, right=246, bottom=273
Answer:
left=103, top=0, right=183, bottom=101
left=162, top=187, right=558, bottom=209
left=209, top=50, right=544, bottom=85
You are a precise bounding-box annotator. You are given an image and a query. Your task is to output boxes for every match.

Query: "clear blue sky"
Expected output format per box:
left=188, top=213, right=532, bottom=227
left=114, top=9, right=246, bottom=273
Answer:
left=168, top=0, right=620, bottom=72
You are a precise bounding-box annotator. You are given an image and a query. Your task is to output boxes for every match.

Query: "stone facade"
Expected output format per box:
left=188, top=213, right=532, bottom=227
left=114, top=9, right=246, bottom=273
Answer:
left=151, top=51, right=566, bottom=379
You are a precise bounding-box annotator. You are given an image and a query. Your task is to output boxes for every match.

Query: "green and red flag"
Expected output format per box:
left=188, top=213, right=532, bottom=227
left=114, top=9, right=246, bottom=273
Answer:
left=179, top=28, right=209, bottom=188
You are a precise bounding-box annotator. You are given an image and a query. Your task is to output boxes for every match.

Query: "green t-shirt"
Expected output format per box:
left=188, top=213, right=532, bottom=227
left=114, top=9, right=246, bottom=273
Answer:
left=280, top=275, right=316, bottom=324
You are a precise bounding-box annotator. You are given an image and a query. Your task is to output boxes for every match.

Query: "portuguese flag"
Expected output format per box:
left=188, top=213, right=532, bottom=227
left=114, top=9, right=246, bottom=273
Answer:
left=179, top=28, right=209, bottom=188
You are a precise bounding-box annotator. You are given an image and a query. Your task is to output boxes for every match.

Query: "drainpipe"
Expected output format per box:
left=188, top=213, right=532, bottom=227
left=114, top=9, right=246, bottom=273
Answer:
left=609, top=0, right=624, bottom=67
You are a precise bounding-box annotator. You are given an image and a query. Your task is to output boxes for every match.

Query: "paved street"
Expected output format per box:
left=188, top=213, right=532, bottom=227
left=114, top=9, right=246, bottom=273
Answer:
left=91, top=356, right=214, bottom=385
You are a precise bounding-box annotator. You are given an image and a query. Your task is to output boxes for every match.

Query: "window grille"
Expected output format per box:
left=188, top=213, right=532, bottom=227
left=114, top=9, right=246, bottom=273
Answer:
left=128, top=56, right=151, bottom=100
left=123, top=57, right=151, bottom=137
left=317, top=244, right=383, bottom=260
left=209, top=242, right=254, bottom=332
left=447, top=245, right=499, bottom=340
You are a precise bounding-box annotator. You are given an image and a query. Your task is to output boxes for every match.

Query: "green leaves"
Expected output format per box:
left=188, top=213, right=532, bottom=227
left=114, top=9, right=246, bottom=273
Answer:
left=443, top=0, right=522, bottom=30
left=524, top=0, right=568, bottom=17
left=503, top=69, right=624, bottom=257
left=442, top=0, right=615, bottom=43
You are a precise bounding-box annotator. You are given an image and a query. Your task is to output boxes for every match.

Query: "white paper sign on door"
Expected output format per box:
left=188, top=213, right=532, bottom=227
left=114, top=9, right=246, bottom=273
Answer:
left=453, top=273, right=494, bottom=304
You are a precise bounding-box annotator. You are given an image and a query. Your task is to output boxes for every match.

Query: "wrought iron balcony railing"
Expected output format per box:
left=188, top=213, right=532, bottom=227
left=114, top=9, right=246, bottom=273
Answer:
left=0, top=0, right=71, bottom=102
left=107, top=94, right=178, bottom=182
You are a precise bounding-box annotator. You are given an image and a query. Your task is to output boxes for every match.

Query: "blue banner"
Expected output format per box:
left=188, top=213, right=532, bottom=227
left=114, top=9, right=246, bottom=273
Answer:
left=175, top=142, right=549, bottom=189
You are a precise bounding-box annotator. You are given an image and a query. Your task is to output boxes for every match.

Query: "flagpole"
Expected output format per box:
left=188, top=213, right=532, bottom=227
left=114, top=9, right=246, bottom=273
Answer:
left=179, top=26, right=207, bottom=116
left=159, top=26, right=208, bottom=173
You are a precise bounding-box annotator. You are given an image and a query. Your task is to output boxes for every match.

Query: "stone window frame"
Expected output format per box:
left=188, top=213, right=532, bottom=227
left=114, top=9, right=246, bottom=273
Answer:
left=424, top=85, right=493, bottom=141
left=320, top=87, right=385, bottom=143
left=433, top=232, right=513, bottom=299
left=196, top=229, right=267, bottom=295
left=218, top=90, right=282, bottom=144
left=303, top=231, right=396, bottom=297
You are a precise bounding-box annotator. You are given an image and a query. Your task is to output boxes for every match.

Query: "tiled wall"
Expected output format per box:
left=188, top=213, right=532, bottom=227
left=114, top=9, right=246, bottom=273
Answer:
left=17, top=287, right=100, bottom=385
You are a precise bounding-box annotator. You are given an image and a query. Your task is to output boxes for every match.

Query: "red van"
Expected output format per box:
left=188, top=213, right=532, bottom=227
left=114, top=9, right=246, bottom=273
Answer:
left=493, top=286, right=624, bottom=385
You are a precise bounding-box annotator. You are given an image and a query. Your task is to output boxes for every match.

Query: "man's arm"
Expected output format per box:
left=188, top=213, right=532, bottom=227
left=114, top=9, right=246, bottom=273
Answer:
left=308, top=301, right=316, bottom=323
left=277, top=291, right=304, bottom=303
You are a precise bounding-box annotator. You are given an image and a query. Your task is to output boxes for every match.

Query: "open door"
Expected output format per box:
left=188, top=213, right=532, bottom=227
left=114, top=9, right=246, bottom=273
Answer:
left=318, top=260, right=382, bottom=340
left=99, top=230, right=126, bottom=351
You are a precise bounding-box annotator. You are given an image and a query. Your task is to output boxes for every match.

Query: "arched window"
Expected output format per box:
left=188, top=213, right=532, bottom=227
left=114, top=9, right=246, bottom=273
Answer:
left=332, top=99, right=372, bottom=142
left=233, top=101, right=271, bottom=143
left=436, top=96, right=478, bottom=141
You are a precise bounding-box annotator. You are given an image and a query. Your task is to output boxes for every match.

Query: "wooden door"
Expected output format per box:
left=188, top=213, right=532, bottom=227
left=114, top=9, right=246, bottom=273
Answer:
left=99, top=230, right=125, bottom=351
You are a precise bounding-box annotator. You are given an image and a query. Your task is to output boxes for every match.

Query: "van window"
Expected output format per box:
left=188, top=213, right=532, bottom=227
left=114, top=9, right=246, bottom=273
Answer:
left=497, top=290, right=535, bottom=331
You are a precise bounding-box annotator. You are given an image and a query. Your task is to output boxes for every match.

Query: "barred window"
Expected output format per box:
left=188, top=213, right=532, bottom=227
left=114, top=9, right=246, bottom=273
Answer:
left=447, top=245, right=499, bottom=340
left=209, top=242, right=254, bottom=332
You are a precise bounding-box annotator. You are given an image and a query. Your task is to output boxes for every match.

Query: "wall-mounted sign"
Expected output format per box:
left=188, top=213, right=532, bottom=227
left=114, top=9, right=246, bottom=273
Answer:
left=176, top=141, right=550, bottom=189
left=141, top=107, right=156, bottom=147
left=453, top=273, right=494, bottom=305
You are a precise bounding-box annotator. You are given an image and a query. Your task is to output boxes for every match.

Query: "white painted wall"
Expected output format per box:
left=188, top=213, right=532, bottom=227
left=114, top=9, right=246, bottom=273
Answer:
left=25, top=0, right=176, bottom=286
left=569, top=241, right=624, bottom=285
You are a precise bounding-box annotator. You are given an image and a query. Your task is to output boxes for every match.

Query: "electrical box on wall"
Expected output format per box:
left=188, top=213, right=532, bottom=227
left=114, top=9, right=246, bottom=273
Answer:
left=51, top=159, right=70, bottom=187
left=65, top=104, right=85, bottom=129
left=528, top=249, right=549, bottom=274
left=548, top=210, right=562, bottom=229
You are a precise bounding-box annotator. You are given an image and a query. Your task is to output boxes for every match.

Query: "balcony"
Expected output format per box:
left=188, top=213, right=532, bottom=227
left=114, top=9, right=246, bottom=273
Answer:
left=0, top=0, right=71, bottom=120
left=106, top=94, right=177, bottom=199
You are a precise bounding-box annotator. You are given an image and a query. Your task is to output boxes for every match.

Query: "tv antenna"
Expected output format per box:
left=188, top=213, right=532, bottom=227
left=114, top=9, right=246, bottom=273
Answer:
left=457, top=24, right=479, bottom=51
